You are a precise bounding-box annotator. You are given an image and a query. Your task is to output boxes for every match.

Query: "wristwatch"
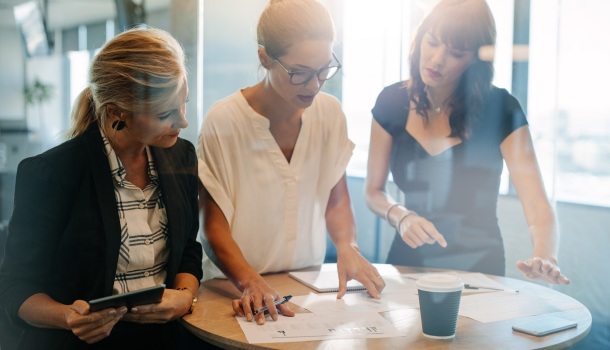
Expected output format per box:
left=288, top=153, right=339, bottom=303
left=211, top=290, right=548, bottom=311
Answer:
left=176, top=287, right=198, bottom=314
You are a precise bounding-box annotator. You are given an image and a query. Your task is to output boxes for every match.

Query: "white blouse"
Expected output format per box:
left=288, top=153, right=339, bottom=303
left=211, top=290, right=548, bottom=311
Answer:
left=197, top=90, right=354, bottom=280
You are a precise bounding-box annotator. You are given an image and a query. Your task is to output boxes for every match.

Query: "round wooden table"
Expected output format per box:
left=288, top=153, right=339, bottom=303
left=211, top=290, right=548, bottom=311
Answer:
left=181, top=264, right=591, bottom=349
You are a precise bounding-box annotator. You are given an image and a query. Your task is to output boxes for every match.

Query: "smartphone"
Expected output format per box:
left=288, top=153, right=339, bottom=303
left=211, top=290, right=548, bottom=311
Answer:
left=89, top=284, right=166, bottom=312
left=512, top=316, right=577, bottom=337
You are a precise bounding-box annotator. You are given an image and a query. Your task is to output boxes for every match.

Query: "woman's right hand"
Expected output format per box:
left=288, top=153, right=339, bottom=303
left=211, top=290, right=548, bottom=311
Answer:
left=231, top=276, right=295, bottom=325
left=398, top=213, right=448, bottom=249
left=65, top=300, right=127, bottom=344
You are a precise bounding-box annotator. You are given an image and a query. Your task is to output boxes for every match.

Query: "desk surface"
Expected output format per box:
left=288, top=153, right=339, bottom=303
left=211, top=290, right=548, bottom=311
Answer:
left=182, top=264, right=591, bottom=349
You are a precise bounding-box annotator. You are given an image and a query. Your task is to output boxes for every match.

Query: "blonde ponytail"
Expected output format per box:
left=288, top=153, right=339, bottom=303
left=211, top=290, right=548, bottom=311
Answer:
left=65, top=87, right=96, bottom=139
left=64, top=27, right=186, bottom=139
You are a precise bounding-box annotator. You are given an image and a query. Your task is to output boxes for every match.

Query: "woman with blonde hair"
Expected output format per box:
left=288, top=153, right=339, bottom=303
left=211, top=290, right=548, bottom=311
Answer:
left=0, top=27, right=203, bottom=349
left=198, top=0, right=385, bottom=325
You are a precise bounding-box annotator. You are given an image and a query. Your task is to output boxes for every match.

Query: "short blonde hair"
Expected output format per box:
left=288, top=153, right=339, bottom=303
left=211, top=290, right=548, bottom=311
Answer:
left=67, top=27, right=186, bottom=139
left=257, top=0, right=335, bottom=58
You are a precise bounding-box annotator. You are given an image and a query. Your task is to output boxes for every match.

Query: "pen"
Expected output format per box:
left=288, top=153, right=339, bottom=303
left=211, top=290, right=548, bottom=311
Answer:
left=464, top=284, right=519, bottom=293
left=253, top=295, right=292, bottom=315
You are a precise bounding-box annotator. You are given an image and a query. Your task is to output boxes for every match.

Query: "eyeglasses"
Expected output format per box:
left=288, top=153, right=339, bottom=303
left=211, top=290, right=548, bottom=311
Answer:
left=271, top=52, right=342, bottom=85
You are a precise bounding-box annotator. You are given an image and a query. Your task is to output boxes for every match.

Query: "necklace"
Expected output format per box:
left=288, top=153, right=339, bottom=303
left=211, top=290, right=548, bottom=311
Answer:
left=426, top=90, right=442, bottom=114
left=428, top=97, right=442, bottom=114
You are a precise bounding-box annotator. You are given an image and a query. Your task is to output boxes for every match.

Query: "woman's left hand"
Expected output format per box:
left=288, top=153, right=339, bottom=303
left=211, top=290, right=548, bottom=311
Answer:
left=516, top=257, right=570, bottom=285
left=121, top=288, right=192, bottom=324
left=335, top=243, right=386, bottom=299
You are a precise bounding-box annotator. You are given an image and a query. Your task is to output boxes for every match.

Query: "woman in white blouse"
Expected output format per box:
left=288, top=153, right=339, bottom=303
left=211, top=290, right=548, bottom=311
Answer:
left=197, top=0, right=385, bottom=325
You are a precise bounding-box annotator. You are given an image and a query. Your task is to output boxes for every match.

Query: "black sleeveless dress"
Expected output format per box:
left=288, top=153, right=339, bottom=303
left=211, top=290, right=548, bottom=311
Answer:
left=372, top=82, right=528, bottom=276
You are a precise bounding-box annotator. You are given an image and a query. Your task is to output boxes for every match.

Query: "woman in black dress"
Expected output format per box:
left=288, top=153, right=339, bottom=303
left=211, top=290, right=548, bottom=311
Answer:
left=365, top=0, right=569, bottom=284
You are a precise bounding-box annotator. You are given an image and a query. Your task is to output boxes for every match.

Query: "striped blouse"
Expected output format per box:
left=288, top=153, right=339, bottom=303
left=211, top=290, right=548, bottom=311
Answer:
left=102, top=135, right=169, bottom=294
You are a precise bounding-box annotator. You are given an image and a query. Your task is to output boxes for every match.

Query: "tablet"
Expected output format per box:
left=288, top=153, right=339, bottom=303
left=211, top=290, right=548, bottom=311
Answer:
left=89, top=284, right=166, bottom=312
left=512, top=316, right=577, bottom=337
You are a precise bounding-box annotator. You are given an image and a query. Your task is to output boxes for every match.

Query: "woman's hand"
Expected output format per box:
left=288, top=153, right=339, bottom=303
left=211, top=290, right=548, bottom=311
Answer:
left=231, top=276, right=295, bottom=325
left=65, top=300, right=127, bottom=344
left=121, top=288, right=193, bottom=324
left=516, top=257, right=570, bottom=285
left=397, top=213, right=447, bottom=249
left=335, top=243, right=386, bottom=299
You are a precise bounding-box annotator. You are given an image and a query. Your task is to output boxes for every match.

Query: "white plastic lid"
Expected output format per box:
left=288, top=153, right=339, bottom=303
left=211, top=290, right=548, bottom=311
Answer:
left=416, top=274, right=463, bottom=292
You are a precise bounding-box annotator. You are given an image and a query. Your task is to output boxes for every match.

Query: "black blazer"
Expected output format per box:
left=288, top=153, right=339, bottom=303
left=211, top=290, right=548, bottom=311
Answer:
left=0, top=125, right=203, bottom=349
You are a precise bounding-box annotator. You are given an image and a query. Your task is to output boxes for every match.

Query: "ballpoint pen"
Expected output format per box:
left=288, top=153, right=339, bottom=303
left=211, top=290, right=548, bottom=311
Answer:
left=464, top=284, right=519, bottom=293
left=253, top=295, right=293, bottom=315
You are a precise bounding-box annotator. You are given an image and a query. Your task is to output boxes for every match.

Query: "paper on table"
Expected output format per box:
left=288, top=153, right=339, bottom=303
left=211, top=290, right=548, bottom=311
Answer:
left=236, top=312, right=404, bottom=343
left=399, top=272, right=516, bottom=294
left=289, top=273, right=521, bottom=317
left=458, top=272, right=518, bottom=294
left=382, top=273, right=421, bottom=293
left=290, top=291, right=420, bottom=314
left=459, top=292, right=569, bottom=323
left=288, top=270, right=366, bottom=293
left=288, top=270, right=512, bottom=296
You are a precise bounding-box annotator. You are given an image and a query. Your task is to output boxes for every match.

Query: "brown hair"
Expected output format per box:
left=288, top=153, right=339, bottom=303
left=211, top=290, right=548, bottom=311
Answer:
left=257, top=0, right=335, bottom=58
left=409, top=0, right=496, bottom=140
left=66, top=27, right=186, bottom=139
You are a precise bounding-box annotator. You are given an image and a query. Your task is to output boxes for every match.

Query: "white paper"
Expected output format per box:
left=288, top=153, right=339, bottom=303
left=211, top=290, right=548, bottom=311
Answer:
left=288, top=270, right=367, bottom=292
left=236, top=312, right=404, bottom=343
left=382, top=273, right=420, bottom=293
left=458, top=292, right=567, bottom=323
left=289, top=272, right=518, bottom=315
left=458, top=272, right=519, bottom=293
left=290, top=291, right=420, bottom=314
left=400, top=272, right=517, bottom=294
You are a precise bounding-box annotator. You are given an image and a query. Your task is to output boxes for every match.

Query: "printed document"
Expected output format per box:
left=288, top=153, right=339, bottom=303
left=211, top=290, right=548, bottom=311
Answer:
left=236, top=311, right=404, bottom=343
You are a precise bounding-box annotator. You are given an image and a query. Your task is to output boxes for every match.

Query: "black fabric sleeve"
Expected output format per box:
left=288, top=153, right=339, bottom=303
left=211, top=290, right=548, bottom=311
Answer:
left=177, top=142, right=204, bottom=282
left=0, top=156, right=70, bottom=328
left=498, top=88, right=529, bottom=142
left=371, top=81, right=409, bottom=136
left=477, top=87, right=529, bottom=148
left=158, top=139, right=203, bottom=283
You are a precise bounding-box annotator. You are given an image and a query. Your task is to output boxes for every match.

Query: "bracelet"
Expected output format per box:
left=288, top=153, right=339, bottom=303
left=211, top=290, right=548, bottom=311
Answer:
left=396, top=210, right=418, bottom=232
left=385, top=203, right=401, bottom=226
left=176, top=287, right=198, bottom=314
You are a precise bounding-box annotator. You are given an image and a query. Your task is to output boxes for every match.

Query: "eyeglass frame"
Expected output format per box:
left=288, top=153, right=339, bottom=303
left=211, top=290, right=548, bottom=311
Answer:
left=269, top=52, right=342, bottom=86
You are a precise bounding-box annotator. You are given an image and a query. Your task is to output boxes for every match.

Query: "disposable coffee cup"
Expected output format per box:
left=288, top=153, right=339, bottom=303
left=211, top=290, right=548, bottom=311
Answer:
left=416, top=274, right=463, bottom=339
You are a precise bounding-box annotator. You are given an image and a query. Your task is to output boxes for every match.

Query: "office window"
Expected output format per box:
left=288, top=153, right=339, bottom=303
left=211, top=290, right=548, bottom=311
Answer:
left=61, top=27, right=79, bottom=54
left=529, top=0, right=610, bottom=207
left=86, top=22, right=107, bottom=51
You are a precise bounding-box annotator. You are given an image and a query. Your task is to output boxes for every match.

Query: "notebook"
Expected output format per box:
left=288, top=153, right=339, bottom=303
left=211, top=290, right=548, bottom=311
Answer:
left=288, top=270, right=367, bottom=293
